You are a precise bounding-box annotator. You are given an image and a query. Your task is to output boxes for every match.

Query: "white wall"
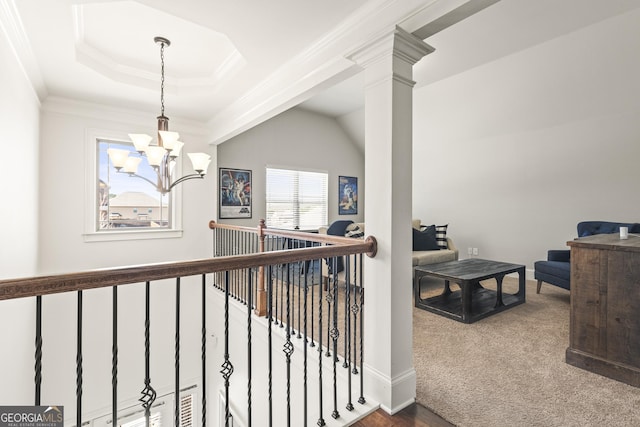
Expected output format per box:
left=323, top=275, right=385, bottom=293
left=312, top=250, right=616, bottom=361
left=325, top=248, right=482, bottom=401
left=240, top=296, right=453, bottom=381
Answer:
left=217, top=107, right=364, bottom=227
left=31, top=101, right=216, bottom=420
left=38, top=101, right=215, bottom=273
left=0, top=20, right=39, bottom=279
left=0, top=19, right=41, bottom=404
left=413, top=7, right=640, bottom=273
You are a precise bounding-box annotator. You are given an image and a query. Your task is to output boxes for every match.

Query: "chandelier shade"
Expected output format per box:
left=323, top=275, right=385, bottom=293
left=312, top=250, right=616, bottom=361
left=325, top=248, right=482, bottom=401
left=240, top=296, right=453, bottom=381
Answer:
left=106, top=36, right=211, bottom=194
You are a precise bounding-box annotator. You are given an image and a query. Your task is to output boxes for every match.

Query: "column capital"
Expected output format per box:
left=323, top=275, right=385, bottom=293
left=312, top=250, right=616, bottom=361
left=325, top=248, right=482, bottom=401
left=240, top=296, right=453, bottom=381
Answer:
left=348, top=26, right=435, bottom=70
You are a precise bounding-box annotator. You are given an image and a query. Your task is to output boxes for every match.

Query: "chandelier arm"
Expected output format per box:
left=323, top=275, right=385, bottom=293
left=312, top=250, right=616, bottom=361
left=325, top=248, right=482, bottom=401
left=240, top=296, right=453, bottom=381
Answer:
left=118, top=171, right=161, bottom=191
left=168, top=174, right=205, bottom=191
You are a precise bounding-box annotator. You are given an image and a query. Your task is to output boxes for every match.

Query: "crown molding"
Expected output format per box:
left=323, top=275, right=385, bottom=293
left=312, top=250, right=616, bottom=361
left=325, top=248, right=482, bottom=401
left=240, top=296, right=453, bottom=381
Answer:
left=206, top=0, right=474, bottom=145
left=0, top=0, right=47, bottom=101
left=348, top=26, right=435, bottom=70
left=206, top=0, right=409, bottom=144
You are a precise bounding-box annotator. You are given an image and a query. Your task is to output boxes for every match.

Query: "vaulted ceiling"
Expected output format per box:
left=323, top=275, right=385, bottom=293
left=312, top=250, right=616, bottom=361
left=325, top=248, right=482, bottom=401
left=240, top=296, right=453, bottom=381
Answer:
left=4, top=0, right=639, bottom=146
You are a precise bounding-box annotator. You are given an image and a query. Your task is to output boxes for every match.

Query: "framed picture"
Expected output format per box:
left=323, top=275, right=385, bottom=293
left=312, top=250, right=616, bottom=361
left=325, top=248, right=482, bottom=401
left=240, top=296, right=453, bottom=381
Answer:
left=219, top=168, right=252, bottom=219
left=338, top=176, right=358, bottom=215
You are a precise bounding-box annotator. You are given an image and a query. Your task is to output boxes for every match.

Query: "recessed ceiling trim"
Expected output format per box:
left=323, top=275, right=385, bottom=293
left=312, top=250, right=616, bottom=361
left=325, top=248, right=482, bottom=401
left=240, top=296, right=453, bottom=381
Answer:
left=71, top=4, right=244, bottom=94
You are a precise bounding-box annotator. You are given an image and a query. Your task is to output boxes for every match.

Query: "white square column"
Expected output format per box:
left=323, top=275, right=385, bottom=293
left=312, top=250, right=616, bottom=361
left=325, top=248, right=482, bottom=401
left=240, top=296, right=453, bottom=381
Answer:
left=349, top=27, right=434, bottom=414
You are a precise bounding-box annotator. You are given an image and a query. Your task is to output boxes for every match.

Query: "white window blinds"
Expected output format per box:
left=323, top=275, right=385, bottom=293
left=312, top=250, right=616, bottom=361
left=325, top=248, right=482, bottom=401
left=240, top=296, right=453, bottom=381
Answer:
left=266, top=167, right=328, bottom=230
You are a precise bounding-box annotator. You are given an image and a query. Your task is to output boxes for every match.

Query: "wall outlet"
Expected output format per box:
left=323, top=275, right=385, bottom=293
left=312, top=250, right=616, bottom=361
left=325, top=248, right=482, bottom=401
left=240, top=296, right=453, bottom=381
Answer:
left=467, top=247, right=473, bottom=255
left=473, top=248, right=479, bottom=256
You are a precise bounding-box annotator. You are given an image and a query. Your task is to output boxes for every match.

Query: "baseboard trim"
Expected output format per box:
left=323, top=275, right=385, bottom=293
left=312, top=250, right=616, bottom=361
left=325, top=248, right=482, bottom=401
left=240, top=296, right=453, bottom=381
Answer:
left=365, top=364, right=417, bottom=414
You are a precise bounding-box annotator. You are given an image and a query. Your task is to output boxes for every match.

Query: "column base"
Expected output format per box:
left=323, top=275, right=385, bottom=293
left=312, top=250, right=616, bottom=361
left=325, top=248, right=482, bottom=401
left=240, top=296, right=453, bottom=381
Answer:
left=364, top=364, right=416, bottom=415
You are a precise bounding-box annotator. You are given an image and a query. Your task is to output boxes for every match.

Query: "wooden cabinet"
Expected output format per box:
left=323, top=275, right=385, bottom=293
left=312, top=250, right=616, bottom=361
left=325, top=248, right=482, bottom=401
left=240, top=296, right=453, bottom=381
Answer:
left=566, top=233, right=640, bottom=387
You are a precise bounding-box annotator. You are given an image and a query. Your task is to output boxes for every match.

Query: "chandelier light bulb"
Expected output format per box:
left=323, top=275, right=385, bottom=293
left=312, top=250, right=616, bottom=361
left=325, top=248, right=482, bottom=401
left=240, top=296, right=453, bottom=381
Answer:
left=145, top=146, right=166, bottom=167
left=158, top=131, right=180, bottom=150
left=123, top=156, right=142, bottom=174
left=188, top=152, right=212, bottom=174
left=107, top=148, right=130, bottom=170
left=169, top=141, right=184, bottom=158
left=128, top=134, right=153, bottom=152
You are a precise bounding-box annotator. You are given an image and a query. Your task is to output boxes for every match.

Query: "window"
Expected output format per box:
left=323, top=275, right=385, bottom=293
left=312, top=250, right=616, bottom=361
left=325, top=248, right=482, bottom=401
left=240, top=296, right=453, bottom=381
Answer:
left=266, top=167, right=328, bottom=229
left=97, top=139, right=171, bottom=230
left=84, top=129, right=182, bottom=242
left=91, top=388, right=197, bottom=427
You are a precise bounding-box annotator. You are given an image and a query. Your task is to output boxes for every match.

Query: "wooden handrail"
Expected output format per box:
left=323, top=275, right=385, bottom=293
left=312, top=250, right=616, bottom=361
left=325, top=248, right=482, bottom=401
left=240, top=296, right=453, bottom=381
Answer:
left=209, top=220, right=365, bottom=246
left=0, top=238, right=376, bottom=302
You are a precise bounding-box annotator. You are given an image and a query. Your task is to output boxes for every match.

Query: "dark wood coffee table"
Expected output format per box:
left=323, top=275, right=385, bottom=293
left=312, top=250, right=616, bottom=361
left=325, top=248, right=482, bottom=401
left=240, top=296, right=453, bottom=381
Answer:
left=414, top=258, right=526, bottom=323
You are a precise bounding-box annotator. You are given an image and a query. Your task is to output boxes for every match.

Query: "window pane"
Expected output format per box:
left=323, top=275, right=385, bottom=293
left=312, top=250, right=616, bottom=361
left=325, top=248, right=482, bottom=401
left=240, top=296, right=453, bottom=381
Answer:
left=266, top=167, right=327, bottom=229
left=97, top=139, right=170, bottom=230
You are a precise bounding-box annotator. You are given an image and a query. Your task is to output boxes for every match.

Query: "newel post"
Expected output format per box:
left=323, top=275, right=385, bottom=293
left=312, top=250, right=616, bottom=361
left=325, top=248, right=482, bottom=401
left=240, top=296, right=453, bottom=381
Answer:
left=255, top=219, right=267, bottom=316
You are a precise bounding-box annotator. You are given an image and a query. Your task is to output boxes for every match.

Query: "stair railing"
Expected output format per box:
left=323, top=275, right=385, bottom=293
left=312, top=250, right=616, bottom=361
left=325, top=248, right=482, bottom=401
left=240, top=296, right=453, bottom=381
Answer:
left=0, top=221, right=376, bottom=427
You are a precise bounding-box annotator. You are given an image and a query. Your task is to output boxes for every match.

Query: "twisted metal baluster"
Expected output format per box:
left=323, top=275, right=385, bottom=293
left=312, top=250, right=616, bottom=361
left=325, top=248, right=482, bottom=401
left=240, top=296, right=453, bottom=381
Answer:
left=317, top=261, right=325, bottom=427
left=343, top=257, right=350, bottom=369
left=310, top=256, right=316, bottom=348
left=267, top=266, right=273, bottom=427
left=303, top=269, right=309, bottom=426
left=352, top=262, right=360, bottom=375
left=284, top=263, right=294, bottom=426
left=247, top=270, right=253, bottom=427
left=345, top=257, right=353, bottom=412
left=325, top=258, right=334, bottom=358
left=297, top=241, right=302, bottom=339
left=358, top=258, right=366, bottom=405
left=175, top=277, right=181, bottom=427
left=279, top=258, right=284, bottom=328
left=76, top=291, right=83, bottom=427
left=140, top=281, right=157, bottom=425
left=331, top=269, right=340, bottom=420
left=34, top=295, right=42, bottom=405
left=274, top=254, right=280, bottom=327
left=112, top=287, right=118, bottom=425
left=220, top=272, right=234, bottom=427
left=201, top=275, right=207, bottom=427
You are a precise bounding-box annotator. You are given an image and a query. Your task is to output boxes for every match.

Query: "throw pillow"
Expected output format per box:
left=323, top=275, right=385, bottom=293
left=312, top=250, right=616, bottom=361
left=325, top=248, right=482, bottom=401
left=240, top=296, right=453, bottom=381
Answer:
left=413, top=225, right=440, bottom=251
left=435, top=224, right=448, bottom=249
left=345, top=226, right=364, bottom=239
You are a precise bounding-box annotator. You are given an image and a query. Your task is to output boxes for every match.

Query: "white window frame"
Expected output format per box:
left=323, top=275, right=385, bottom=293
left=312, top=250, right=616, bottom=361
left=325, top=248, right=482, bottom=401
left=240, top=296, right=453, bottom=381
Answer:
left=265, top=165, right=328, bottom=230
left=84, top=128, right=183, bottom=242
left=90, top=384, right=199, bottom=427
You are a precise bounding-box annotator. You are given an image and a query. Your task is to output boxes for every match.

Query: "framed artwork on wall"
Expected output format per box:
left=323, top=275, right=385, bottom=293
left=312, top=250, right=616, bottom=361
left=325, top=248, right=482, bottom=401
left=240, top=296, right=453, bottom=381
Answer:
left=219, top=168, right=252, bottom=219
left=338, top=175, right=358, bottom=215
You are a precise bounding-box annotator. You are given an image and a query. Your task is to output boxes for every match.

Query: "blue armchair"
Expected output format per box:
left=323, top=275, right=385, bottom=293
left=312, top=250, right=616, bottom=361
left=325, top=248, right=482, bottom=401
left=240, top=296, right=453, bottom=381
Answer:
left=534, top=221, right=640, bottom=293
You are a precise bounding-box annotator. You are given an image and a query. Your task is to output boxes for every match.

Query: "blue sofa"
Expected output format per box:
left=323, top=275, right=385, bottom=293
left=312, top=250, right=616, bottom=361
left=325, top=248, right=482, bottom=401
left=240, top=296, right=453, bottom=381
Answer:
left=534, top=221, right=640, bottom=293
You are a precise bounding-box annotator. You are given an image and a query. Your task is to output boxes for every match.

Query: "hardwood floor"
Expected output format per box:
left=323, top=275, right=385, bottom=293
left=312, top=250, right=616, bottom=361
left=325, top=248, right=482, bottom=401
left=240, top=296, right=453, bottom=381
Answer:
left=353, top=402, right=455, bottom=427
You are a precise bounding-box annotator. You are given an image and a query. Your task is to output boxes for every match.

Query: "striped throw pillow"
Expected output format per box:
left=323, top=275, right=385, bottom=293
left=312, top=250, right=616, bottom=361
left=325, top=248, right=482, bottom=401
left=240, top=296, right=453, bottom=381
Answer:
left=435, top=224, right=448, bottom=249
left=345, top=226, right=364, bottom=239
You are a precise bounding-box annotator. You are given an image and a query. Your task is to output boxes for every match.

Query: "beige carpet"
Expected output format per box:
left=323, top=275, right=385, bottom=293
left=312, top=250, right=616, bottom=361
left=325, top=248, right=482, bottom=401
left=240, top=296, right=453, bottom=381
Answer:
left=413, top=277, right=640, bottom=426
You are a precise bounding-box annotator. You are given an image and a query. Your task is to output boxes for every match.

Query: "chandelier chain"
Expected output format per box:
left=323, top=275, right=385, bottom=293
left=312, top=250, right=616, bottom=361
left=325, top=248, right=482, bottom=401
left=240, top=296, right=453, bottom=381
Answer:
left=160, top=41, right=165, bottom=117
left=104, top=36, right=210, bottom=196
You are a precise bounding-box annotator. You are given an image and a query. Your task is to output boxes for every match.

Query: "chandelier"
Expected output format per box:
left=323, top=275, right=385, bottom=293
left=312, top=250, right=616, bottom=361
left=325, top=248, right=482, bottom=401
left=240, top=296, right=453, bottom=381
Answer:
left=107, top=36, right=211, bottom=194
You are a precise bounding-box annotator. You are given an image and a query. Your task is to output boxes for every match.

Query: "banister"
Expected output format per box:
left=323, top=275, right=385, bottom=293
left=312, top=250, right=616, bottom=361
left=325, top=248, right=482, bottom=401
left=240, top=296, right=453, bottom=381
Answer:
left=0, top=239, right=376, bottom=301
left=209, top=220, right=369, bottom=246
